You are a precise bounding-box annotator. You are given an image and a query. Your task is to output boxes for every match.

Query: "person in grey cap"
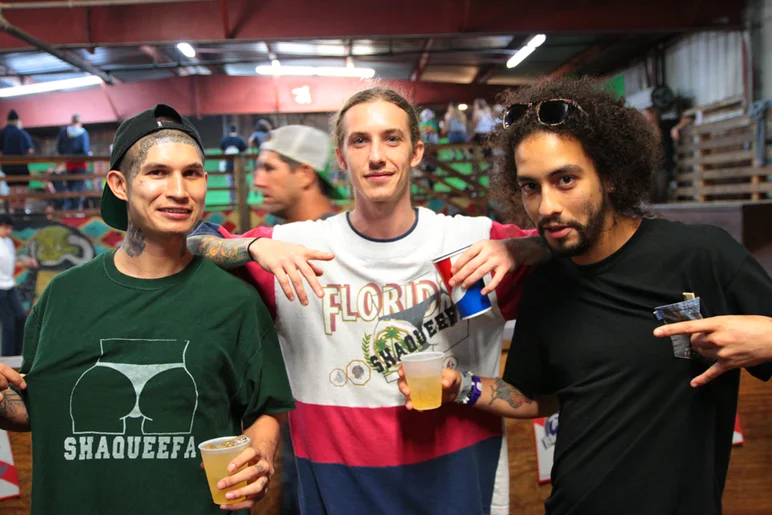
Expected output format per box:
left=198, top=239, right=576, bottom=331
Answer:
left=0, top=104, right=295, bottom=515
left=257, top=124, right=341, bottom=515
left=256, top=125, right=343, bottom=223
left=193, top=124, right=338, bottom=515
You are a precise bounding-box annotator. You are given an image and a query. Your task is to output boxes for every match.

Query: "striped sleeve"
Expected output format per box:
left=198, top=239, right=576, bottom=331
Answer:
left=490, top=221, right=537, bottom=321
left=195, top=222, right=279, bottom=319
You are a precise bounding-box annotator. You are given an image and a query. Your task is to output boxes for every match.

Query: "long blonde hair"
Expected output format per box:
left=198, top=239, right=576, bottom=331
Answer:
left=446, top=104, right=467, bottom=124
left=331, top=87, right=420, bottom=149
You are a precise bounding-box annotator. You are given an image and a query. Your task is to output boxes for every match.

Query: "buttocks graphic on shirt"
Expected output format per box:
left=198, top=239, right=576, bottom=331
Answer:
left=70, top=339, right=199, bottom=435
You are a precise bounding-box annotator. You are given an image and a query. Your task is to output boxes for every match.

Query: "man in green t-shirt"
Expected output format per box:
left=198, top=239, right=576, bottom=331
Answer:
left=0, top=104, right=295, bottom=515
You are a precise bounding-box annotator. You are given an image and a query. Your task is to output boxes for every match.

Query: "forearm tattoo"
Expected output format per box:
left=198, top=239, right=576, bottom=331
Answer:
left=123, top=224, right=146, bottom=257
left=264, top=431, right=280, bottom=462
left=187, top=235, right=252, bottom=269
left=0, top=389, right=30, bottom=431
left=488, top=378, right=533, bottom=409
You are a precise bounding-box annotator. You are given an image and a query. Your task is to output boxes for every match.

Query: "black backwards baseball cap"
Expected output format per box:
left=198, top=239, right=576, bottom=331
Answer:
left=101, top=104, right=205, bottom=231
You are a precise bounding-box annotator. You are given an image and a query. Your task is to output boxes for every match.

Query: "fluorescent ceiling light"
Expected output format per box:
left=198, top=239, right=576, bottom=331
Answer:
left=177, top=42, right=196, bottom=58
left=271, top=59, right=281, bottom=67
left=458, top=103, right=468, bottom=111
left=0, top=75, right=103, bottom=98
left=507, top=45, right=536, bottom=68
left=507, top=34, right=547, bottom=69
left=273, top=42, right=346, bottom=56
left=352, top=43, right=376, bottom=55
left=528, top=34, right=547, bottom=48
left=255, top=65, right=375, bottom=78
left=314, top=66, right=375, bottom=78
left=315, top=44, right=347, bottom=56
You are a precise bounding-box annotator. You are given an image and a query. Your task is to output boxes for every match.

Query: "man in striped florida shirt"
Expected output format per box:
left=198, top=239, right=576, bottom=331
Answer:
left=188, top=87, right=549, bottom=515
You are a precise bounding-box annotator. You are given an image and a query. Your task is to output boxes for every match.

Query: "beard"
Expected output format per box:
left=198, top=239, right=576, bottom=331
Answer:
left=537, top=194, right=610, bottom=258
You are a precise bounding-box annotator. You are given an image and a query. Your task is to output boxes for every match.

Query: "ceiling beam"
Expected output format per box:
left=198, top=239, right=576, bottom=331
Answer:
left=471, top=35, right=527, bottom=84
left=227, top=0, right=264, bottom=40
left=410, top=38, right=433, bottom=82
left=220, top=0, right=230, bottom=40
left=546, top=36, right=623, bottom=79
left=0, top=0, right=744, bottom=50
left=583, top=34, right=674, bottom=77
left=84, top=7, right=96, bottom=54
left=0, top=14, right=115, bottom=84
left=264, top=41, right=276, bottom=61
left=0, top=74, right=510, bottom=128
left=139, top=45, right=185, bottom=76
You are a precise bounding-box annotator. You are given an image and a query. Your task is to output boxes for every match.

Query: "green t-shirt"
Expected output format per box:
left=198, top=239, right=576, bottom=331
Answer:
left=19, top=252, right=294, bottom=515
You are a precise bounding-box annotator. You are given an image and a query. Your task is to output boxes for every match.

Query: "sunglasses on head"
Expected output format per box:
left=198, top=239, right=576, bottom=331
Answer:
left=502, top=99, right=586, bottom=129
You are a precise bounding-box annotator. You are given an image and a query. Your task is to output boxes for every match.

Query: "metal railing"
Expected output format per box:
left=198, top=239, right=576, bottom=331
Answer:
left=0, top=154, right=333, bottom=232
left=0, top=146, right=498, bottom=230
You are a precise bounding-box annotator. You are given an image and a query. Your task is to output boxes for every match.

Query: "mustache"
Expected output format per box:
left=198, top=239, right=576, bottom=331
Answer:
left=537, top=216, right=585, bottom=233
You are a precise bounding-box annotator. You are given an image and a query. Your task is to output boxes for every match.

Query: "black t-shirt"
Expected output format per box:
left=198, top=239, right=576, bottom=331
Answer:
left=503, top=218, right=772, bottom=515
left=220, top=135, right=247, bottom=173
left=220, top=135, right=247, bottom=153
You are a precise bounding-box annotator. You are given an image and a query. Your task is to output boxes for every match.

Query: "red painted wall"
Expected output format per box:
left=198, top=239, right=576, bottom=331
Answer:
left=0, top=75, right=509, bottom=128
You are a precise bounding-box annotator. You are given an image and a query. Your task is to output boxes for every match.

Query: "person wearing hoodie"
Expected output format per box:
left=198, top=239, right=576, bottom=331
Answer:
left=248, top=119, right=273, bottom=151
left=0, top=110, right=34, bottom=213
left=55, top=114, right=91, bottom=211
left=220, top=123, right=248, bottom=204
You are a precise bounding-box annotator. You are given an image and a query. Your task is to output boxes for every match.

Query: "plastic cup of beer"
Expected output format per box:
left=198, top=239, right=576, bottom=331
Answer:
left=401, top=352, right=445, bottom=411
left=198, top=435, right=251, bottom=505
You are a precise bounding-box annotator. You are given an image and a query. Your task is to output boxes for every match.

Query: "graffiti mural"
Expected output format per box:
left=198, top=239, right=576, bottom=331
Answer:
left=17, top=222, right=97, bottom=309
left=11, top=210, right=274, bottom=310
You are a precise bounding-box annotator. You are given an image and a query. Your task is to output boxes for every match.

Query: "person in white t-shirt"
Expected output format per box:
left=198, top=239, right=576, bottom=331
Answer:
left=188, top=87, right=550, bottom=515
left=0, top=214, right=36, bottom=356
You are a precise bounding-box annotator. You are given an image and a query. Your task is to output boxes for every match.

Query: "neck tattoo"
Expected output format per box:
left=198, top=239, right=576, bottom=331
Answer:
left=123, top=225, right=146, bottom=257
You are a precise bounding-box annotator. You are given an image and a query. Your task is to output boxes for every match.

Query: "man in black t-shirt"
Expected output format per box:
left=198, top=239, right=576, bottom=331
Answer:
left=398, top=78, right=772, bottom=515
left=220, top=124, right=248, bottom=204
left=655, top=315, right=772, bottom=387
left=220, top=123, right=248, bottom=173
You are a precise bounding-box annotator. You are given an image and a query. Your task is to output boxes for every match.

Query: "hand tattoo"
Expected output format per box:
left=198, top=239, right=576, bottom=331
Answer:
left=488, top=378, right=533, bottom=409
left=187, top=235, right=252, bottom=269
left=123, top=224, right=146, bottom=257
left=0, top=389, right=30, bottom=431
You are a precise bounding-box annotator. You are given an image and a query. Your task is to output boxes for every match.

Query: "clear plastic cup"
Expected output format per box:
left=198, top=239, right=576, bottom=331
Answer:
left=401, top=352, right=445, bottom=411
left=198, top=435, right=251, bottom=505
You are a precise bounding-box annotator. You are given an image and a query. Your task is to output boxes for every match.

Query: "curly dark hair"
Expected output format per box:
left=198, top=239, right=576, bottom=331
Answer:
left=489, top=77, right=663, bottom=222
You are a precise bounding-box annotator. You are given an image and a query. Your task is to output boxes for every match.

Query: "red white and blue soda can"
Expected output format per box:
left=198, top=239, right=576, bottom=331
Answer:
left=432, top=245, right=492, bottom=320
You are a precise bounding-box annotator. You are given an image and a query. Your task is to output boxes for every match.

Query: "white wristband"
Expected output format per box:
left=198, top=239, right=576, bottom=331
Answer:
left=454, top=371, right=474, bottom=404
